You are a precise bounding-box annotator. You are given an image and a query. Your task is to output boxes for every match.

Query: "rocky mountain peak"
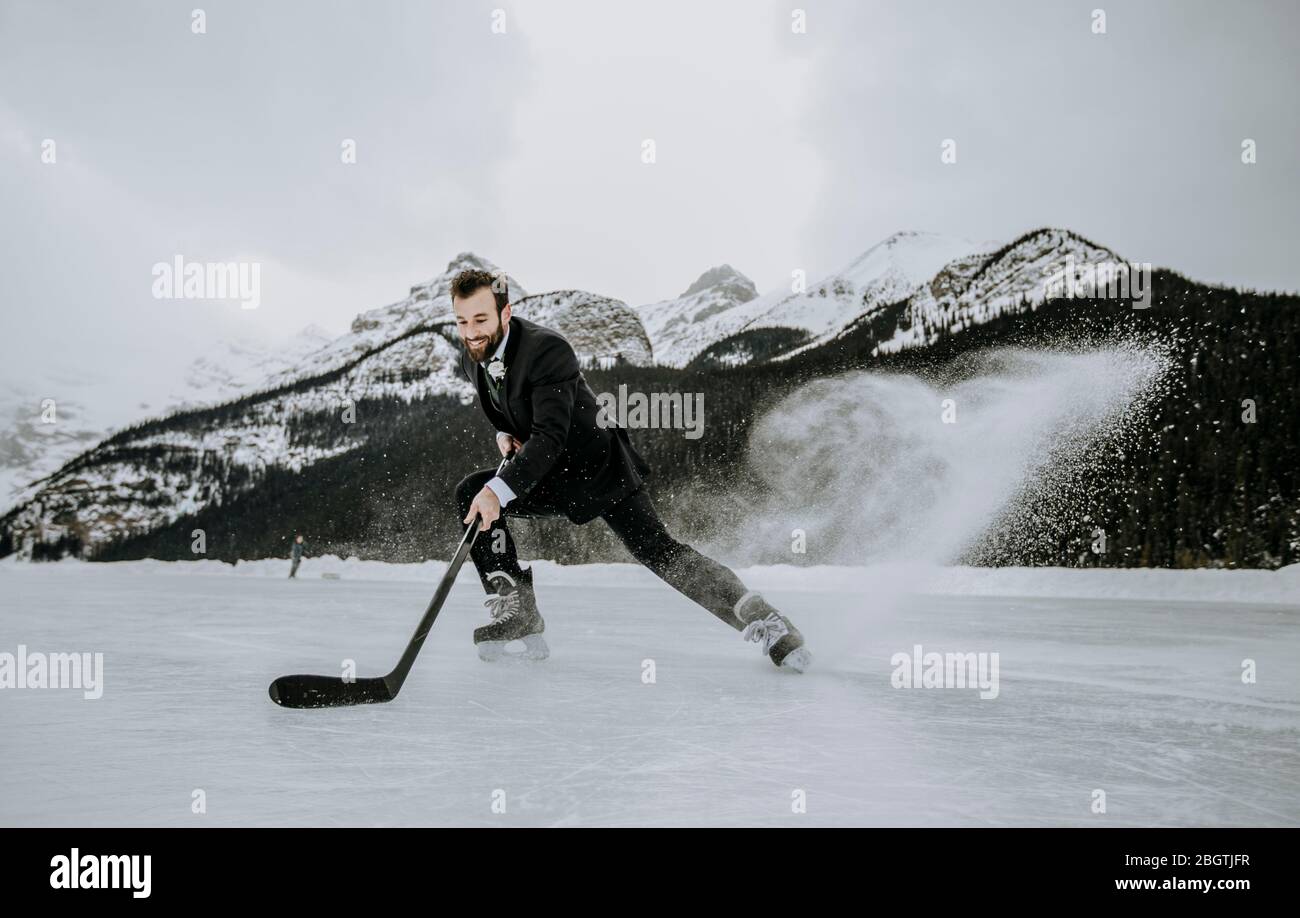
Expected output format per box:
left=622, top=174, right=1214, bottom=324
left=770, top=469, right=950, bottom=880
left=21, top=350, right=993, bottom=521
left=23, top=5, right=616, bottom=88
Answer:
left=679, top=264, right=758, bottom=302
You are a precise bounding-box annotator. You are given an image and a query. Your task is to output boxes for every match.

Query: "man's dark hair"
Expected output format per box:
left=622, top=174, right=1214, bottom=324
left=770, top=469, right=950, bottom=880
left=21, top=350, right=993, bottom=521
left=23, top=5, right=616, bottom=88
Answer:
left=450, top=269, right=509, bottom=314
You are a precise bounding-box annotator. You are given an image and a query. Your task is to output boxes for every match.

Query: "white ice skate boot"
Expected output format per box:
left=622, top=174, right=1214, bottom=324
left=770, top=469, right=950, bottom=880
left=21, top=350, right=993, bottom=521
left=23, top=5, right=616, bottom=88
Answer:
left=474, top=568, right=549, bottom=662
left=734, top=592, right=812, bottom=672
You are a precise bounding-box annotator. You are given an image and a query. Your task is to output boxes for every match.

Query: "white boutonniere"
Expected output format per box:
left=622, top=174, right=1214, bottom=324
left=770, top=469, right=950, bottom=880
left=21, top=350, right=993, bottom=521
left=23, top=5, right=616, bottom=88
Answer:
left=486, top=357, right=506, bottom=382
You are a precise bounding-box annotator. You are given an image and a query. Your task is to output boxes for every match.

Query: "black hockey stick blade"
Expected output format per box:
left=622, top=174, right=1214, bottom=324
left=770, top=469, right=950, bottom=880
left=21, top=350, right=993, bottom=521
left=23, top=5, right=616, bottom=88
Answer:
left=268, top=673, right=393, bottom=709
left=268, top=453, right=510, bottom=709
left=268, top=525, right=476, bottom=709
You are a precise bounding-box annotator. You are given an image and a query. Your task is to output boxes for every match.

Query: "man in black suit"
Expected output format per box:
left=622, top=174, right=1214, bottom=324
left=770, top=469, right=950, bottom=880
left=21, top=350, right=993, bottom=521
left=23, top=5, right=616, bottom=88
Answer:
left=452, top=268, right=811, bottom=671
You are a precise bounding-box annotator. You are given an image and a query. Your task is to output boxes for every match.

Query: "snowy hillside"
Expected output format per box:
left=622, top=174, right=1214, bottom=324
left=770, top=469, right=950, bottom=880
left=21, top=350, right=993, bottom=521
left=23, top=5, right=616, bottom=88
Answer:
left=0, top=325, right=335, bottom=513
left=874, top=228, right=1124, bottom=354
left=0, top=330, right=469, bottom=553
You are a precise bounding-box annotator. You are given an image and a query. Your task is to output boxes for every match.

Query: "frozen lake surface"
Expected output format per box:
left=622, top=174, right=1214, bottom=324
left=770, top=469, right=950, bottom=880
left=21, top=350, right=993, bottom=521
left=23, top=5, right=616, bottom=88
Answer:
left=3, top=559, right=1298, bottom=826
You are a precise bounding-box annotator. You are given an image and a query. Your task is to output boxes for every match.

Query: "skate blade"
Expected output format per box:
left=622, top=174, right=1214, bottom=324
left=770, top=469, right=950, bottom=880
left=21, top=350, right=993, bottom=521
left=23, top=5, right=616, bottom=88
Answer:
left=476, top=633, right=550, bottom=662
left=778, top=646, right=813, bottom=673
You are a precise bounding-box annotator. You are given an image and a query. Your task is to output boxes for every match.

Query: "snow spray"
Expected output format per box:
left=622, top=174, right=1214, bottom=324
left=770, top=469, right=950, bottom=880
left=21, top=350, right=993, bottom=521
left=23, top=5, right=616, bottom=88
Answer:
left=725, top=342, right=1174, bottom=664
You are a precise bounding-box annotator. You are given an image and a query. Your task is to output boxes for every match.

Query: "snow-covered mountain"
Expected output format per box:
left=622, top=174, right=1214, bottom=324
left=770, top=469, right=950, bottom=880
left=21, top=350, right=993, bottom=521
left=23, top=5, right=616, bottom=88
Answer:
left=0, top=383, right=108, bottom=515
left=0, top=325, right=336, bottom=513
left=760, top=231, right=996, bottom=342
left=637, top=265, right=768, bottom=369
left=637, top=228, right=1126, bottom=367
left=0, top=253, right=654, bottom=555
left=511, top=290, right=653, bottom=367
left=637, top=233, right=995, bottom=367
left=260, top=253, right=650, bottom=385
left=872, top=228, right=1123, bottom=353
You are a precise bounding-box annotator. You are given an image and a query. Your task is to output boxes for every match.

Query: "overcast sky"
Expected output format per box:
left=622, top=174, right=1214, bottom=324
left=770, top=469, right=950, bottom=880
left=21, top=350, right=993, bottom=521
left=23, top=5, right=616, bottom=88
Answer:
left=1, top=0, right=1296, bottom=385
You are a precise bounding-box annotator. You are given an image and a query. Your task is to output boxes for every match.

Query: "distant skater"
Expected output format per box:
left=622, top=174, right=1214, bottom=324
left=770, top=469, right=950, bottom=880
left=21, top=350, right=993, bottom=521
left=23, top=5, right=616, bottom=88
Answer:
left=289, top=534, right=305, bottom=579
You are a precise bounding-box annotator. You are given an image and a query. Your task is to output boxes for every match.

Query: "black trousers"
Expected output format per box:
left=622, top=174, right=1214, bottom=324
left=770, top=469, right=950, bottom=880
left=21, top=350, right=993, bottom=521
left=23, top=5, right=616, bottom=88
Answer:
left=455, top=468, right=747, bottom=631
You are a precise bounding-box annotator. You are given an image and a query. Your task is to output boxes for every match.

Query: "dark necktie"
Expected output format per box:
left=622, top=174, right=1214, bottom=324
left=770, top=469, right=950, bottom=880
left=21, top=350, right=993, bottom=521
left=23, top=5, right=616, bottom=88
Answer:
left=482, top=362, right=505, bottom=411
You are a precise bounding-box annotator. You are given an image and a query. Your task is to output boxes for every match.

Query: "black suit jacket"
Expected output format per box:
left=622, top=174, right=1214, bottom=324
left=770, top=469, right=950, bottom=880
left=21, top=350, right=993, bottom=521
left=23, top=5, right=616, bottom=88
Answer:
left=458, top=316, right=651, bottom=523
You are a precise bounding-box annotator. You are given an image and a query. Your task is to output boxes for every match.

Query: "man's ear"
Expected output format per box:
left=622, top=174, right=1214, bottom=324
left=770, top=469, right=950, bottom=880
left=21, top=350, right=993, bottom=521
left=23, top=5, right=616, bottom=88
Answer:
left=501, top=302, right=512, bottom=325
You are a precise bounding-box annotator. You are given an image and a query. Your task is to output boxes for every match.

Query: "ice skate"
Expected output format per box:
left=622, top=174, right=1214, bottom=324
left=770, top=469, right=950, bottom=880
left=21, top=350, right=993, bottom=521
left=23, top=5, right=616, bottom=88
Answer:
left=474, top=568, right=549, bottom=662
left=734, top=592, right=812, bottom=672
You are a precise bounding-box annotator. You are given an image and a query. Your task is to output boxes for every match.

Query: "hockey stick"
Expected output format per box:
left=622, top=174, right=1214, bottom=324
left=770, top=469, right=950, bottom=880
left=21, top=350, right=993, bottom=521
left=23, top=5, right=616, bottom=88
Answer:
left=269, top=453, right=512, bottom=708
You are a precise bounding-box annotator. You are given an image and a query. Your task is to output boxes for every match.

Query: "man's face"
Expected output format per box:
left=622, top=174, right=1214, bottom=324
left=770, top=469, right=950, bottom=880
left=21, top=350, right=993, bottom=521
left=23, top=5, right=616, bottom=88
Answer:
left=453, top=288, right=511, bottom=363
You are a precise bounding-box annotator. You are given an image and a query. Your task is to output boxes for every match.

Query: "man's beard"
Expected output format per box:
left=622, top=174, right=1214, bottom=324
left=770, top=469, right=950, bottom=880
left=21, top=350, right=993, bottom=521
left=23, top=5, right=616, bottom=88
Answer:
left=464, top=320, right=505, bottom=363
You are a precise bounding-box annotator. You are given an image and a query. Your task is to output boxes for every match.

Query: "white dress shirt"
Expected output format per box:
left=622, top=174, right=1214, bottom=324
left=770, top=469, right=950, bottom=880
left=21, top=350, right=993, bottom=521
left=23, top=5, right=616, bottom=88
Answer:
left=480, top=324, right=517, bottom=507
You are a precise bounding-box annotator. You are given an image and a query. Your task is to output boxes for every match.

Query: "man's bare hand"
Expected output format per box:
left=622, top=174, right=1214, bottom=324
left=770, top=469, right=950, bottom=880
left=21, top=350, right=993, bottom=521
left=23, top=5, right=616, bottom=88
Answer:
left=464, top=486, right=502, bottom=531
left=496, top=432, right=524, bottom=456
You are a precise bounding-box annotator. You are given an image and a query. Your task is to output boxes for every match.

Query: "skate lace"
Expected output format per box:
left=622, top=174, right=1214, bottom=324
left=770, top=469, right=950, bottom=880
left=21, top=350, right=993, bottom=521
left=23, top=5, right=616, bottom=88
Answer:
left=484, top=591, right=521, bottom=622
left=741, top=612, right=789, bottom=655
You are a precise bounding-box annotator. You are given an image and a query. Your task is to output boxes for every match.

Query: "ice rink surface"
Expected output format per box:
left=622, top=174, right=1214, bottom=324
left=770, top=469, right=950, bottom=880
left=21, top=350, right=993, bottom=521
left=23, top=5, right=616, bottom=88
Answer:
left=3, top=560, right=1298, bottom=826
